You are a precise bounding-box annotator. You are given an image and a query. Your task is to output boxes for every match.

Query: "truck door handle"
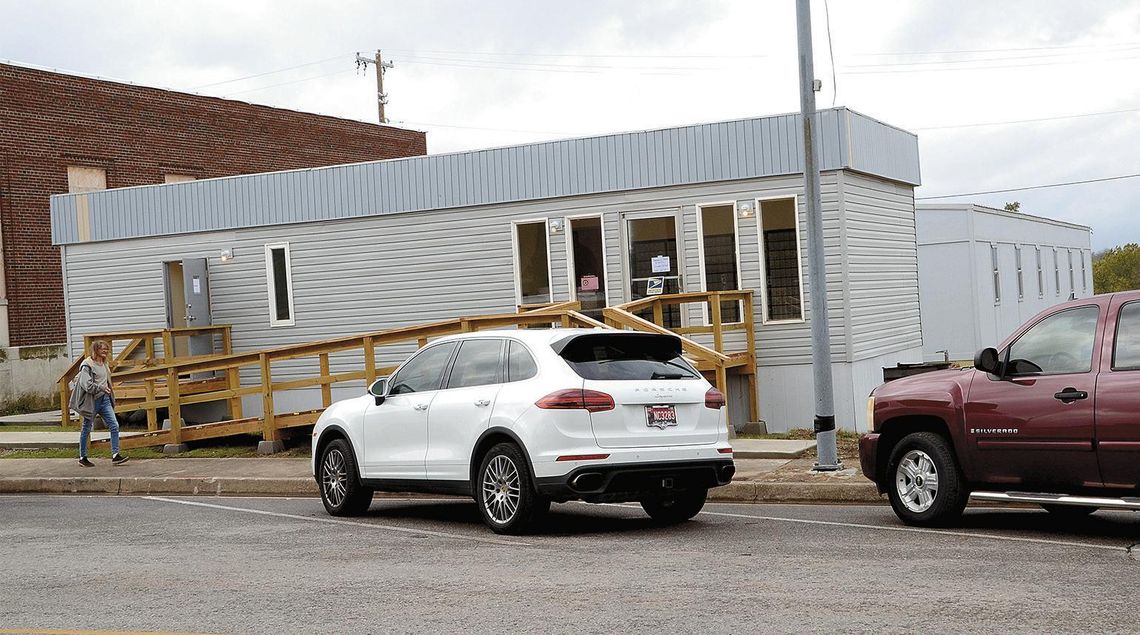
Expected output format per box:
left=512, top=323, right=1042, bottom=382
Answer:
left=1054, top=388, right=1088, bottom=403
left=414, top=403, right=429, bottom=411
left=474, top=399, right=491, bottom=407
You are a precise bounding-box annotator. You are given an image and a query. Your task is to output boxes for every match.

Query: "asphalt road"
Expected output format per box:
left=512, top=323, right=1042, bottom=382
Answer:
left=1, top=495, right=1137, bottom=634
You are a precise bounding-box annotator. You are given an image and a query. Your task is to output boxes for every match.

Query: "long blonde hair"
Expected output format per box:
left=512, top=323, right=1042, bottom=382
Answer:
left=89, top=339, right=111, bottom=360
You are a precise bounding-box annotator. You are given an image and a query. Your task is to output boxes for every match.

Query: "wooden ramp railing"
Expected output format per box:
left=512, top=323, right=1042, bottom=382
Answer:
left=57, top=325, right=234, bottom=430
left=602, top=291, right=758, bottom=429
left=76, top=303, right=603, bottom=451
left=63, top=291, right=757, bottom=451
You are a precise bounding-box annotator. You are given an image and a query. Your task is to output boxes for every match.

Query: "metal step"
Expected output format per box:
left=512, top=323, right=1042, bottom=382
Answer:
left=972, top=491, right=1140, bottom=510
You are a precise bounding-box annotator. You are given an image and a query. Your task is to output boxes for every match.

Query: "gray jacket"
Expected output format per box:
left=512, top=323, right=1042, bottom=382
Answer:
left=68, top=363, right=103, bottom=418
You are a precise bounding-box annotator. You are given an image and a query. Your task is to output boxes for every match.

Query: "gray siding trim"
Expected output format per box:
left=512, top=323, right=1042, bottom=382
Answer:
left=50, top=108, right=919, bottom=246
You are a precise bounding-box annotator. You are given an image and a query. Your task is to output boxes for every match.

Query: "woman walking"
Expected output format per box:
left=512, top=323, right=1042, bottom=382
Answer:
left=75, top=340, right=128, bottom=466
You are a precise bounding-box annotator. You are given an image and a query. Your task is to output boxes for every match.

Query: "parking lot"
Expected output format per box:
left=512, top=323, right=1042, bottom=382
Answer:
left=1, top=495, right=1137, bottom=634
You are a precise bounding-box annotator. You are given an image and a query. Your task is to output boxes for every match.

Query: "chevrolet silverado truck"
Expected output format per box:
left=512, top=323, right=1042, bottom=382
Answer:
left=860, top=290, right=1140, bottom=526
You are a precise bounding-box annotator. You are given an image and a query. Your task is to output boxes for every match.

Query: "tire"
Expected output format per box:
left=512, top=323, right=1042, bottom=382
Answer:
left=886, top=432, right=969, bottom=527
left=318, top=438, right=373, bottom=516
left=640, top=488, right=708, bottom=525
left=1042, top=504, right=1097, bottom=519
left=475, top=443, right=549, bottom=535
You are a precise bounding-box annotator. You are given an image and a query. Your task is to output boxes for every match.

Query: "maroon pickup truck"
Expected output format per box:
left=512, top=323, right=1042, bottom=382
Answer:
left=860, top=290, right=1140, bottom=526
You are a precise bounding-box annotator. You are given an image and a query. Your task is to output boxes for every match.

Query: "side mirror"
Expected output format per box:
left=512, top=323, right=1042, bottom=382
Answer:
left=973, top=347, right=1002, bottom=377
left=368, top=377, right=390, bottom=405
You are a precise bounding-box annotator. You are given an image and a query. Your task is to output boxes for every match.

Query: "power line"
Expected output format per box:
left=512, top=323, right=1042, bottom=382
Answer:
left=843, top=45, right=1140, bottom=70
left=384, top=47, right=768, bottom=60
left=841, top=52, right=1140, bottom=75
left=220, top=69, right=355, bottom=97
left=848, top=40, right=1140, bottom=58
left=191, top=54, right=349, bottom=89
left=396, top=120, right=567, bottom=135
left=916, top=173, right=1140, bottom=200
left=823, top=0, right=837, bottom=107
left=912, top=106, right=1140, bottom=131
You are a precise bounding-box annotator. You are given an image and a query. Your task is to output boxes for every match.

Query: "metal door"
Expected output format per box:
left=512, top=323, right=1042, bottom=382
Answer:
left=1095, top=297, right=1140, bottom=489
left=964, top=303, right=1104, bottom=489
left=181, top=258, right=213, bottom=357
left=623, top=211, right=683, bottom=328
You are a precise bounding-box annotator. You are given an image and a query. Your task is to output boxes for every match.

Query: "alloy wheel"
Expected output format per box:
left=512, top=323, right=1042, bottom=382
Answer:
left=896, top=449, right=939, bottom=513
left=322, top=448, right=348, bottom=508
left=482, top=455, right=521, bottom=524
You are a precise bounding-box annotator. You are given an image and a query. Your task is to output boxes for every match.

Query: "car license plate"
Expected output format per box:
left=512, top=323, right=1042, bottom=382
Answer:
left=645, top=405, right=678, bottom=429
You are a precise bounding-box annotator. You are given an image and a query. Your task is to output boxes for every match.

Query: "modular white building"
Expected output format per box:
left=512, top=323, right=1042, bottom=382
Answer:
left=916, top=203, right=1093, bottom=362
left=50, top=108, right=924, bottom=432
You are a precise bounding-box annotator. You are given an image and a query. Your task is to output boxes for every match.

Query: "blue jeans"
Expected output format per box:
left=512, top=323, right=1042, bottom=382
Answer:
left=79, top=394, right=119, bottom=457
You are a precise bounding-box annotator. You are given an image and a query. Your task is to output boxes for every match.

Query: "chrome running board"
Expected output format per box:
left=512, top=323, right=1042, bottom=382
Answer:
left=972, top=491, right=1140, bottom=510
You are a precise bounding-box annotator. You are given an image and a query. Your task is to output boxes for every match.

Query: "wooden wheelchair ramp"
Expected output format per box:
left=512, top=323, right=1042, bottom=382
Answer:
left=59, top=292, right=758, bottom=451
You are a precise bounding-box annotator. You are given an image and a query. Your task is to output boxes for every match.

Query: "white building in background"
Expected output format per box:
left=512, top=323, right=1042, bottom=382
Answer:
left=916, top=203, right=1093, bottom=362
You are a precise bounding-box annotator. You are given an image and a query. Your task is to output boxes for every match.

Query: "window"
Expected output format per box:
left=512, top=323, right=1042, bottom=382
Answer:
left=390, top=343, right=458, bottom=394
left=1081, top=251, right=1088, bottom=293
left=1035, top=247, right=1044, bottom=298
left=1113, top=302, right=1140, bottom=370
left=264, top=243, right=295, bottom=327
left=1015, top=246, right=1024, bottom=301
left=66, top=166, right=106, bottom=193
left=164, top=174, right=196, bottom=184
left=557, top=334, right=700, bottom=381
left=1067, top=249, right=1075, bottom=296
left=759, top=198, right=803, bottom=322
left=446, top=339, right=504, bottom=389
left=699, top=204, right=741, bottom=323
left=1006, top=306, right=1099, bottom=376
left=507, top=341, right=538, bottom=382
left=1053, top=248, right=1060, bottom=296
left=991, top=244, right=1001, bottom=305
left=514, top=221, right=551, bottom=305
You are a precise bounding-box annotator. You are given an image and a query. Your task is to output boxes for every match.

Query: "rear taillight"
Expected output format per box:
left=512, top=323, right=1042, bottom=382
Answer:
left=705, top=387, right=726, bottom=409
left=536, top=389, right=616, bottom=413
left=717, top=447, right=733, bottom=454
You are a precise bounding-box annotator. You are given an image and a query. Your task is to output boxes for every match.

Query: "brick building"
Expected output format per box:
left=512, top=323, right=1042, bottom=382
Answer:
left=0, top=62, right=426, bottom=347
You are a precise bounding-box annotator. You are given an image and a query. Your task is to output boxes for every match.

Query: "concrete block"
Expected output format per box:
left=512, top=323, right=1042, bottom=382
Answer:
left=162, top=443, right=189, bottom=455
left=738, top=420, right=768, bottom=435
left=257, top=440, right=285, bottom=455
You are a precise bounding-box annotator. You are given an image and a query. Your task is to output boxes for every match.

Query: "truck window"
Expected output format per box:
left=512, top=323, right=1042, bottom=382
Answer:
left=1113, top=302, right=1140, bottom=370
left=1005, top=306, right=1099, bottom=376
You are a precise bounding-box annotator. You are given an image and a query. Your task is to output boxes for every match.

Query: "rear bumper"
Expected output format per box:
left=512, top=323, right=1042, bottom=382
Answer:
left=859, top=433, right=880, bottom=486
left=534, top=459, right=735, bottom=503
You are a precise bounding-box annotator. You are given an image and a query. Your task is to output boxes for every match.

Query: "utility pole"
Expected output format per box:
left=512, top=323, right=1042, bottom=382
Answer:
left=355, top=50, right=394, bottom=124
left=796, top=0, right=840, bottom=471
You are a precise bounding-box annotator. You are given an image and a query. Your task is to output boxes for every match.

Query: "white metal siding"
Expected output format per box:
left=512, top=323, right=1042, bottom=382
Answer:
left=843, top=171, right=923, bottom=360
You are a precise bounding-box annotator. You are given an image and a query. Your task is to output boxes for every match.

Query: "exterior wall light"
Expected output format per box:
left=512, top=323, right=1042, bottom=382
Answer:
left=737, top=201, right=755, bottom=218
left=548, top=218, right=565, bottom=234
left=220, top=248, right=234, bottom=262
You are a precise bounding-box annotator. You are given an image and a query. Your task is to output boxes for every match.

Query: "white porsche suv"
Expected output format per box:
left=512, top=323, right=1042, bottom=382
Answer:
left=311, top=329, right=736, bottom=534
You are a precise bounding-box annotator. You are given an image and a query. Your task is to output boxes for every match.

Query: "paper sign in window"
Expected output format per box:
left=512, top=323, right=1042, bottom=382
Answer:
left=651, top=255, right=671, bottom=273
left=579, top=275, right=600, bottom=291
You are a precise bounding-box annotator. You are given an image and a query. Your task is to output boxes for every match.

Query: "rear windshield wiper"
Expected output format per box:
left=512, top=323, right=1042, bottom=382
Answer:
left=651, top=372, right=686, bottom=380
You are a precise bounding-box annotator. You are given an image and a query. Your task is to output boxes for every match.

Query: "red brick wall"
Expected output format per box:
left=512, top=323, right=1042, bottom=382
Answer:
left=0, top=63, right=427, bottom=346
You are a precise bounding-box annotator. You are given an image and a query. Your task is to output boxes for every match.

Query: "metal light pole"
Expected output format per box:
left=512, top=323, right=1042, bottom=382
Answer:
left=796, top=0, right=840, bottom=470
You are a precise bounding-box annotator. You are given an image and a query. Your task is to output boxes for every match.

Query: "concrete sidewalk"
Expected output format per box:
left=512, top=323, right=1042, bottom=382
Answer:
left=0, top=454, right=881, bottom=503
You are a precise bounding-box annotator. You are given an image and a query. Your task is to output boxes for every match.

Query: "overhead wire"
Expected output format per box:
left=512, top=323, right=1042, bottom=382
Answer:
left=916, top=173, right=1140, bottom=200
left=191, top=54, right=350, bottom=89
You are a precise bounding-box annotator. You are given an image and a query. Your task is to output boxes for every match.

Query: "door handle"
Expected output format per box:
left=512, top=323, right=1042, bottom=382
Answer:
left=1054, top=388, right=1088, bottom=403
left=414, top=403, right=429, bottom=411
left=475, top=399, right=491, bottom=407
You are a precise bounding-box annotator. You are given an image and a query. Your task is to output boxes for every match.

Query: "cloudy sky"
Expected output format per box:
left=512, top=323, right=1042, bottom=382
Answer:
left=3, top=0, right=1138, bottom=249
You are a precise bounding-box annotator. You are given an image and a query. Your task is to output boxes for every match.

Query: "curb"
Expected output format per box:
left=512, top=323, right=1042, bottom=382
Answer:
left=710, top=480, right=883, bottom=504
left=0, top=476, right=884, bottom=503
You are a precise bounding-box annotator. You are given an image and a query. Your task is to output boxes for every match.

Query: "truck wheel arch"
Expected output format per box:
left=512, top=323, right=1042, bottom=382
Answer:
left=875, top=415, right=956, bottom=487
